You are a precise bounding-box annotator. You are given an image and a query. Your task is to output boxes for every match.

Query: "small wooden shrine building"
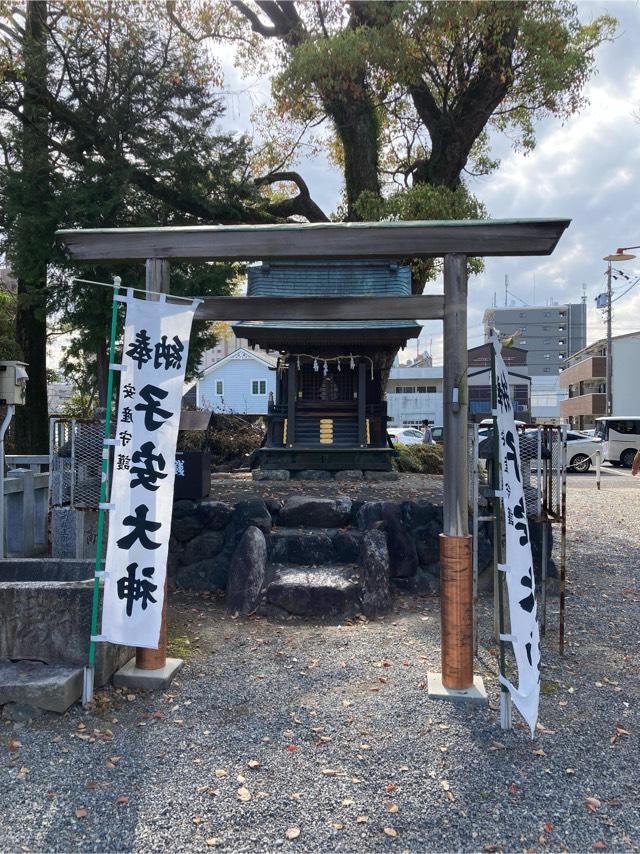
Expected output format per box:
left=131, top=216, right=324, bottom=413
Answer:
left=233, top=260, right=421, bottom=472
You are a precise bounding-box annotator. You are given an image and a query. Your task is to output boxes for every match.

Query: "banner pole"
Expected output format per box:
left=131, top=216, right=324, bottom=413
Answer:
left=135, top=258, right=170, bottom=673
left=490, top=333, right=511, bottom=730
left=83, top=278, right=122, bottom=706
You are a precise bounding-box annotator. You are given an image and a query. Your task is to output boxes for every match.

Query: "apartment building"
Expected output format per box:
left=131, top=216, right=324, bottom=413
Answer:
left=559, top=331, right=640, bottom=430
left=483, top=302, right=586, bottom=420
left=385, top=345, right=531, bottom=427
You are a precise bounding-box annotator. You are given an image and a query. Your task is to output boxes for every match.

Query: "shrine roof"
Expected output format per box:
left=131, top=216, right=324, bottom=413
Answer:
left=235, top=260, right=421, bottom=333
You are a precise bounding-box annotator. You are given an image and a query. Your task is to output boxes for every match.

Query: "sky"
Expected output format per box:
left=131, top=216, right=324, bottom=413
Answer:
left=218, top=1, right=640, bottom=365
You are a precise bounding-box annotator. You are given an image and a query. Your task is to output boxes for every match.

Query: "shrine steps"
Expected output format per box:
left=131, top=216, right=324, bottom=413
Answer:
left=265, top=564, right=361, bottom=618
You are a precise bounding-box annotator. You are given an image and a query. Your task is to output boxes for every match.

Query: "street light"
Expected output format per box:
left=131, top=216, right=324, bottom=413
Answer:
left=602, top=246, right=637, bottom=415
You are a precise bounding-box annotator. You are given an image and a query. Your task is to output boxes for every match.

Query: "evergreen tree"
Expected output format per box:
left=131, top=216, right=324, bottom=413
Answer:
left=0, top=1, right=269, bottom=450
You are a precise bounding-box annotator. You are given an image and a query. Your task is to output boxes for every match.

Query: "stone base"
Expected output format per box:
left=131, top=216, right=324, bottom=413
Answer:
left=112, top=657, right=184, bottom=690
left=427, top=672, right=488, bottom=705
left=0, top=660, right=83, bottom=714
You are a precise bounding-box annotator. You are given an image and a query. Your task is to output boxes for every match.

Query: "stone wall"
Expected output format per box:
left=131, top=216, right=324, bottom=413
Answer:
left=168, top=495, right=524, bottom=617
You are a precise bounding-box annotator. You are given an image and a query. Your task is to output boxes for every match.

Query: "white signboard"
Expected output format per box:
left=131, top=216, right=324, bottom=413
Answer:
left=101, top=295, right=197, bottom=648
left=492, top=333, right=541, bottom=735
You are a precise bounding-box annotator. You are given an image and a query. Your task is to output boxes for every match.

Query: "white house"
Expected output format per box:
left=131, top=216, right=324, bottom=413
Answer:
left=385, top=365, right=444, bottom=427
left=194, top=348, right=277, bottom=415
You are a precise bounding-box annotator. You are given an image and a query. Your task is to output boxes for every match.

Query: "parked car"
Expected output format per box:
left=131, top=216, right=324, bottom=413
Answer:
left=594, top=417, right=640, bottom=467
left=387, top=427, right=425, bottom=445
left=565, top=430, right=603, bottom=473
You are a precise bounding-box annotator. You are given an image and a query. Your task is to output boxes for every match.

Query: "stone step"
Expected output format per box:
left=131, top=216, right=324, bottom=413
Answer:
left=266, top=564, right=361, bottom=617
left=270, top=527, right=363, bottom=565
left=0, top=659, right=83, bottom=714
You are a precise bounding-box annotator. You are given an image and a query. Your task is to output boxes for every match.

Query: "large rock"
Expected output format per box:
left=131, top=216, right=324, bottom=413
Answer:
left=359, top=530, right=391, bottom=617
left=270, top=529, right=335, bottom=565
left=182, top=529, right=227, bottom=567
left=232, top=499, right=272, bottom=538
left=402, top=501, right=441, bottom=532
left=292, top=470, right=332, bottom=481
left=266, top=566, right=359, bottom=617
left=176, top=553, right=229, bottom=591
left=334, top=470, right=363, bottom=481
left=413, top=519, right=443, bottom=572
left=333, top=530, right=362, bottom=563
left=226, top=526, right=267, bottom=615
left=171, top=512, right=204, bottom=543
left=356, top=501, right=418, bottom=578
left=197, top=500, right=233, bottom=531
left=0, top=660, right=83, bottom=714
left=252, top=469, right=290, bottom=481
left=279, top=496, right=352, bottom=528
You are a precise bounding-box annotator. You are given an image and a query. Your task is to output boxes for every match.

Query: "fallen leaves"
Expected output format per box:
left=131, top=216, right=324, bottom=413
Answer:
left=383, top=827, right=398, bottom=837
left=74, top=807, right=87, bottom=819
left=214, top=769, right=227, bottom=778
left=114, top=795, right=129, bottom=806
left=247, top=760, right=261, bottom=770
left=610, top=724, right=631, bottom=745
left=17, top=767, right=29, bottom=779
left=585, top=796, right=602, bottom=813
left=7, top=738, right=21, bottom=753
left=285, top=827, right=300, bottom=840
left=236, top=786, right=251, bottom=803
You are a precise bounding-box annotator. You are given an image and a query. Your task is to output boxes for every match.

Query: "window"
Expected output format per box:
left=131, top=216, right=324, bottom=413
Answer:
left=520, top=339, right=527, bottom=345
left=544, top=353, right=551, bottom=360
left=558, top=340, right=565, bottom=346
left=519, top=312, right=526, bottom=318
left=215, top=380, right=224, bottom=396
left=251, top=379, right=267, bottom=395
left=416, top=386, right=426, bottom=393
left=544, top=311, right=550, bottom=317
left=609, top=420, right=640, bottom=435
left=543, top=368, right=551, bottom=373
left=427, top=386, right=437, bottom=393
left=397, top=385, right=416, bottom=393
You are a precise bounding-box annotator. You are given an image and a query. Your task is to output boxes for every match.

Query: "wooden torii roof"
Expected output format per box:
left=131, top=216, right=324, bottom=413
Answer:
left=56, top=218, right=571, bottom=322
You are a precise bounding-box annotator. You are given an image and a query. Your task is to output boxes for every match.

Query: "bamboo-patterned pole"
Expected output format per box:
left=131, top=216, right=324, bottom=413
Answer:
left=83, top=279, right=122, bottom=705
left=490, top=336, right=511, bottom=730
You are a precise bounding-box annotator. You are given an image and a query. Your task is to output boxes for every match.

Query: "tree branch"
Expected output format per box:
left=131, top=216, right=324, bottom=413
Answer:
left=255, top=170, right=329, bottom=222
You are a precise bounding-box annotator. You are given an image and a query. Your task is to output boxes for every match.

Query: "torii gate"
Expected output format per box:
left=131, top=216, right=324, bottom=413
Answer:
left=57, top=218, right=570, bottom=696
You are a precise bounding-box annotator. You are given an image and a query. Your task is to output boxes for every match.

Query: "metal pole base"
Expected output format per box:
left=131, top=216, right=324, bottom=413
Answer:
left=82, top=665, right=94, bottom=707
left=500, top=690, right=512, bottom=730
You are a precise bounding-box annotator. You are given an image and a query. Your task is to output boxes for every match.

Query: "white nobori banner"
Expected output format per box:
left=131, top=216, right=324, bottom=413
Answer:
left=492, top=333, right=541, bottom=735
left=101, top=295, right=197, bottom=648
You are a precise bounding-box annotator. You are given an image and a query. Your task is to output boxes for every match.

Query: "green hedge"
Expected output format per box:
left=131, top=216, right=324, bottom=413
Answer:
left=392, top=443, right=444, bottom=474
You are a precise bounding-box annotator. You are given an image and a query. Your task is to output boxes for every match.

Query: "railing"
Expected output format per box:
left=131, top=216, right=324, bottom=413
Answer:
left=2, top=468, right=49, bottom=556
left=6, top=454, right=50, bottom=473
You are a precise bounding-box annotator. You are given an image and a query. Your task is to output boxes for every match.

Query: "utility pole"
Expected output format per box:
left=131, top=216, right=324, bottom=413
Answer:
left=606, top=260, right=613, bottom=416
left=602, top=249, right=637, bottom=416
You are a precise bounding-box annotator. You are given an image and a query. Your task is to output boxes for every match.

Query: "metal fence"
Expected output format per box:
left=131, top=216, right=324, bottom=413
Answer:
left=50, top=418, right=104, bottom=509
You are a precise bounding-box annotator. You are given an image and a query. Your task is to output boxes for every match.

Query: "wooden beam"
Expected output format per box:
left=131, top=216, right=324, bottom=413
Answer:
left=358, top=361, right=367, bottom=447
left=287, top=361, right=296, bottom=446
left=193, top=295, right=444, bottom=321
left=56, top=219, right=571, bottom=262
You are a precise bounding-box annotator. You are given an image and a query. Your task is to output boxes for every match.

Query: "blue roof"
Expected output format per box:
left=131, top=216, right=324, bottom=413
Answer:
left=235, top=260, right=420, bottom=332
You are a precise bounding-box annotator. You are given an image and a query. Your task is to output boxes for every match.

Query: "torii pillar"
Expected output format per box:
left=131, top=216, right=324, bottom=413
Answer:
left=428, top=253, right=486, bottom=703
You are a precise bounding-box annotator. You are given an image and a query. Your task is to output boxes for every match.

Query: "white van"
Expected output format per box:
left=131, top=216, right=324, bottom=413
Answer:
left=594, top=417, right=640, bottom=468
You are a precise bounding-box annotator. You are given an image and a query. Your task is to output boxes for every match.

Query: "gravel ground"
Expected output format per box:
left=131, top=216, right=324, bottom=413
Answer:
left=1, top=485, right=639, bottom=853
left=208, top=472, right=445, bottom=504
